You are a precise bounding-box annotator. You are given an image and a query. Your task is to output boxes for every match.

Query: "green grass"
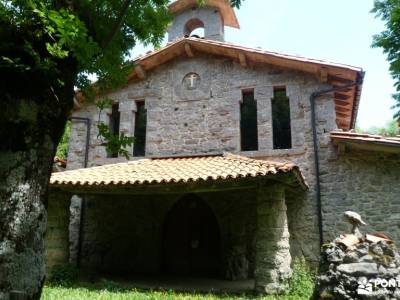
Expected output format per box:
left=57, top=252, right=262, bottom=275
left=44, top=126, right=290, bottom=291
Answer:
left=43, top=259, right=314, bottom=299
left=41, top=285, right=308, bottom=300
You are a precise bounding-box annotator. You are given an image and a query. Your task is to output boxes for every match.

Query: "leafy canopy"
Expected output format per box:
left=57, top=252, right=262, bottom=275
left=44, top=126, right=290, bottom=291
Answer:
left=1, top=0, right=172, bottom=95
left=372, top=0, right=400, bottom=119
left=1, top=0, right=244, bottom=158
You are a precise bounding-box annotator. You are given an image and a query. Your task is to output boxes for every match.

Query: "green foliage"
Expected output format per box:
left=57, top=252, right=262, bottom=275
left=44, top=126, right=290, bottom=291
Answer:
left=1, top=0, right=244, bottom=158
left=48, top=264, right=79, bottom=286
left=1, top=0, right=172, bottom=96
left=372, top=0, right=400, bottom=119
left=356, top=119, right=399, bottom=136
left=99, top=279, right=124, bottom=292
left=96, top=99, right=134, bottom=159
left=97, top=122, right=134, bottom=159
left=56, top=121, right=71, bottom=159
left=286, top=257, right=316, bottom=299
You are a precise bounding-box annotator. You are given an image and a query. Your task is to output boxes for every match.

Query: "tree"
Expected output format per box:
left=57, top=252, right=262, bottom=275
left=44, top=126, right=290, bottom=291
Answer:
left=55, top=121, right=71, bottom=159
left=372, top=0, right=400, bottom=119
left=0, top=0, right=243, bottom=298
left=356, top=119, right=399, bottom=136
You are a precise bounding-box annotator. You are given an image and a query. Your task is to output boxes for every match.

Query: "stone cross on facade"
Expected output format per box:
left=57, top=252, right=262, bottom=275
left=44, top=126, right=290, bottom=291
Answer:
left=188, top=74, right=197, bottom=88
left=184, top=73, right=200, bottom=90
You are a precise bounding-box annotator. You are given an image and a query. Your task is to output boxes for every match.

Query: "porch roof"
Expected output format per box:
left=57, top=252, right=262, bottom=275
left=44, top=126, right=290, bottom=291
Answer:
left=50, top=153, right=308, bottom=191
left=331, top=131, right=400, bottom=154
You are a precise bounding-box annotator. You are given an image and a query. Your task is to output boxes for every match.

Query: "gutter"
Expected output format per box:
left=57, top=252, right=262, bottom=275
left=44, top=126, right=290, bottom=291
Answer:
left=69, top=116, right=91, bottom=267
left=310, top=72, right=364, bottom=247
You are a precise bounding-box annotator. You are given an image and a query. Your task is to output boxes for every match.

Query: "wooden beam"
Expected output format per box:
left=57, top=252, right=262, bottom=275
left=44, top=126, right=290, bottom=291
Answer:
left=135, top=65, right=146, bottom=79
left=336, top=112, right=351, bottom=118
left=328, top=75, right=354, bottom=84
left=318, top=67, right=328, bottom=83
left=332, top=86, right=353, bottom=93
left=238, top=52, right=247, bottom=67
left=335, top=106, right=351, bottom=113
left=334, top=100, right=351, bottom=107
left=336, top=120, right=348, bottom=129
left=184, top=43, right=194, bottom=57
left=335, top=92, right=351, bottom=101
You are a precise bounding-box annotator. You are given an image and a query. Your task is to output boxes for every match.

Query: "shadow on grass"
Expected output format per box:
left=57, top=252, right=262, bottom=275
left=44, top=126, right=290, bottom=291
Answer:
left=46, top=275, right=260, bottom=300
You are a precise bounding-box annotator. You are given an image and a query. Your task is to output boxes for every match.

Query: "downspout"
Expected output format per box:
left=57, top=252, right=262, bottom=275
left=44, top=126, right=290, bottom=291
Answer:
left=69, top=116, right=91, bottom=267
left=310, top=72, right=364, bottom=248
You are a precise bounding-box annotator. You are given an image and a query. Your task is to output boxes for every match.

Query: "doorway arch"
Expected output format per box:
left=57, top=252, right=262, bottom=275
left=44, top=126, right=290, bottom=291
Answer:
left=162, top=194, right=221, bottom=277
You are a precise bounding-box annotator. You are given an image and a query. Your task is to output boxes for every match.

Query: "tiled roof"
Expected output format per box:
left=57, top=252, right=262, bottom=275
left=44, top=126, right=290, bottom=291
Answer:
left=136, top=37, right=362, bottom=72
left=331, top=131, right=400, bottom=147
left=50, top=153, right=307, bottom=190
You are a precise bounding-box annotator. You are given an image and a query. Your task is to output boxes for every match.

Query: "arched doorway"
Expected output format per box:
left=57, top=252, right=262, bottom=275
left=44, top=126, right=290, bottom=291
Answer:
left=162, top=194, right=221, bottom=277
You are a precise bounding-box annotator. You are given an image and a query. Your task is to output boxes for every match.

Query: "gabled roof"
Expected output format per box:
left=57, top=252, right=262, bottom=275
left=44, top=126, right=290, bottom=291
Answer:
left=169, top=0, right=240, bottom=28
left=331, top=131, right=400, bottom=154
left=50, top=153, right=308, bottom=191
left=129, top=37, right=364, bottom=131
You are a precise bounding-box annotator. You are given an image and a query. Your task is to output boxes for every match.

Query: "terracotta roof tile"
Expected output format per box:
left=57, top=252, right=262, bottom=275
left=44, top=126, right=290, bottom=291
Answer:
left=50, top=153, right=307, bottom=190
left=331, top=131, right=400, bottom=147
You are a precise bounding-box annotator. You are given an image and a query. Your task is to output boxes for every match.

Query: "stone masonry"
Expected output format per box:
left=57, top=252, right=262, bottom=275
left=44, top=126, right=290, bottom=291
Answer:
left=168, top=7, right=225, bottom=42
left=255, top=185, right=291, bottom=294
left=66, top=48, right=400, bottom=266
left=67, top=54, right=340, bottom=264
left=46, top=2, right=400, bottom=295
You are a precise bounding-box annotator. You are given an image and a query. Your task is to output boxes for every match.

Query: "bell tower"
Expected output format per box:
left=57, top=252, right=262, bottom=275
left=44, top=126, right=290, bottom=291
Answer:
left=167, top=0, right=240, bottom=42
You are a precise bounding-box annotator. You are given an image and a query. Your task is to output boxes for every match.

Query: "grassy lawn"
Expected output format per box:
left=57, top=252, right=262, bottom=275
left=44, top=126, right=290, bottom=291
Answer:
left=43, top=259, right=314, bottom=299
left=41, top=285, right=308, bottom=300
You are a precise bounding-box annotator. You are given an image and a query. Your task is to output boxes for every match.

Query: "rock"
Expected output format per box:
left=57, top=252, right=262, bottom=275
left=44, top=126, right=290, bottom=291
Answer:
left=359, top=255, right=374, bottom=263
left=356, top=242, right=370, bottom=256
left=370, top=244, right=384, bottom=256
left=327, top=247, right=345, bottom=263
left=317, top=239, right=400, bottom=299
left=337, top=263, right=379, bottom=276
left=343, top=251, right=360, bottom=263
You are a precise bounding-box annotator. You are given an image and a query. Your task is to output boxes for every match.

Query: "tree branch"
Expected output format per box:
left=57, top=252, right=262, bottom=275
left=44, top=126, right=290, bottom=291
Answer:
left=102, top=0, right=134, bottom=49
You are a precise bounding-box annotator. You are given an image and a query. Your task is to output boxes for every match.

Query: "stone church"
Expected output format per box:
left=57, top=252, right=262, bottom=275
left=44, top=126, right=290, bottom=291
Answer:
left=46, top=0, right=400, bottom=294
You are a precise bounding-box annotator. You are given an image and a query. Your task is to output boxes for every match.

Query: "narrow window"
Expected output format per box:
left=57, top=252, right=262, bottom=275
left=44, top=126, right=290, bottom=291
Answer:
left=108, top=103, right=120, bottom=158
left=240, top=89, right=258, bottom=151
left=272, top=87, right=292, bottom=149
left=133, top=101, right=147, bottom=157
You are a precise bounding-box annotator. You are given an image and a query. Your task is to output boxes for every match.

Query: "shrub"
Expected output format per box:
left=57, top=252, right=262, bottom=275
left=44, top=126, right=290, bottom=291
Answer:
left=48, top=264, right=79, bottom=286
left=287, top=257, right=316, bottom=298
left=99, top=279, right=124, bottom=292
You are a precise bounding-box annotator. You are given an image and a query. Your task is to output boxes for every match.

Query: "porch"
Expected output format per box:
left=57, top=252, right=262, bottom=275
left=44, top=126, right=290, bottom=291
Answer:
left=46, top=153, right=307, bottom=294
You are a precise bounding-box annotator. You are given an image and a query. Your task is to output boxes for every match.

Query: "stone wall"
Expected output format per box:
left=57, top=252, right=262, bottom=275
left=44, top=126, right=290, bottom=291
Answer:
left=70, top=53, right=400, bottom=266
left=168, top=7, right=225, bottom=41
left=78, top=189, right=258, bottom=279
left=320, top=149, right=400, bottom=242
left=45, top=191, right=70, bottom=273
left=67, top=54, right=334, bottom=263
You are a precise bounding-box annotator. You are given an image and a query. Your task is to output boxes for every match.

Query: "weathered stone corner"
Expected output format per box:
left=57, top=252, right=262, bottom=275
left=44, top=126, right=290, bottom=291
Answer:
left=254, top=184, right=291, bottom=294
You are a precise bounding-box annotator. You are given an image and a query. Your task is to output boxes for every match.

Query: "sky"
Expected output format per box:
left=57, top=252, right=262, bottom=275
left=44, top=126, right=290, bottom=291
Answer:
left=131, top=0, right=397, bottom=130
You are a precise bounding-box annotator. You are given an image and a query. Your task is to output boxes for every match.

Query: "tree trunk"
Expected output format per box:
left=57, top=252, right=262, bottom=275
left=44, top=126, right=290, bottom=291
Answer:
left=0, top=61, right=75, bottom=299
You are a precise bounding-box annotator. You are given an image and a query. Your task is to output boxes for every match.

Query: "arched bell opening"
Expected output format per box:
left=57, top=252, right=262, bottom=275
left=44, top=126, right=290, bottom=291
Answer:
left=184, top=18, right=205, bottom=38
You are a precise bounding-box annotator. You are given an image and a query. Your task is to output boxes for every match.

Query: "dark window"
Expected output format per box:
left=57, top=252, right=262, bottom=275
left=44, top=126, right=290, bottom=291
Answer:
left=133, top=101, right=147, bottom=157
left=272, top=87, right=292, bottom=149
left=108, top=103, right=120, bottom=158
left=240, top=90, right=258, bottom=151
